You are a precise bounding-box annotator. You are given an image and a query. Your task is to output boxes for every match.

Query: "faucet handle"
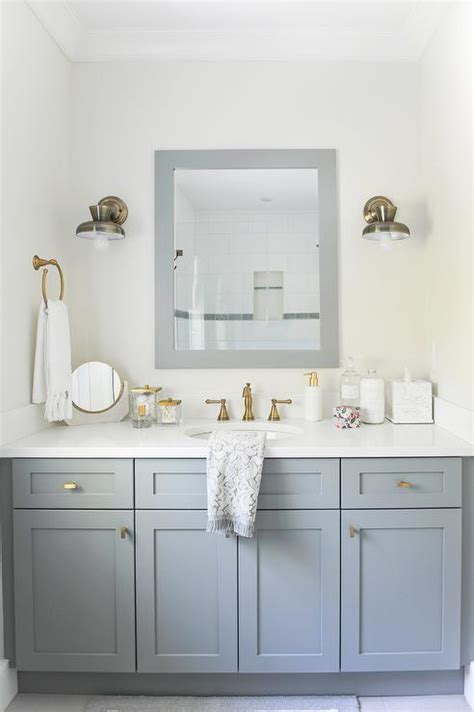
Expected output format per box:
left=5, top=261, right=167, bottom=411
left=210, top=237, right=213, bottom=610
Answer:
left=205, top=399, right=230, bottom=422
left=268, top=398, right=292, bottom=422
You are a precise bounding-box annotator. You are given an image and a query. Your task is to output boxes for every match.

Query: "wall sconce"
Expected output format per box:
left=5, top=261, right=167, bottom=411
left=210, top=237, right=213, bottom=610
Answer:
left=76, top=196, right=128, bottom=247
left=362, top=196, right=410, bottom=242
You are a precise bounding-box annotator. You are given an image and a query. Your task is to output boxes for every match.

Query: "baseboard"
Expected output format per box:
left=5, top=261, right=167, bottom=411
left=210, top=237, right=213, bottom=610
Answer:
left=465, top=662, right=474, bottom=709
left=434, top=396, right=474, bottom=444
left=18, top=670, right=464, bottom=697
left=0, top=660, right=17, bottom=712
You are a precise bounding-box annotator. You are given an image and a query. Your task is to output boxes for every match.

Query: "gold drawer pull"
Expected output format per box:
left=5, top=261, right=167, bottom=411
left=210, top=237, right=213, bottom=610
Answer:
left=349, top=525, right=359, bottom=539
left=120, top=526, right=129, bottom=540
left=63, top=482, right=78, bottom=490
left=397, top=480, right=414, bottom=488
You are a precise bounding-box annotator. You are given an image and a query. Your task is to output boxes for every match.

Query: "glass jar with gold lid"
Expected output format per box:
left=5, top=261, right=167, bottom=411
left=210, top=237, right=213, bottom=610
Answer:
left=129, top=385, right=162, bottom=424
left=157, top=397, right=182, bottom=425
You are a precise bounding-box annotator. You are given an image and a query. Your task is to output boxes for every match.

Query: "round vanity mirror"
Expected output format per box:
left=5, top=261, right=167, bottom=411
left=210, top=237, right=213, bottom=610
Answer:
left=71, top=361, right=124, bottom=413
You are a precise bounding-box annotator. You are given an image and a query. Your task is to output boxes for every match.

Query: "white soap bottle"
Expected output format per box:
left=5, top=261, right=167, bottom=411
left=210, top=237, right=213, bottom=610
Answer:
left=304, top=371, right=323, bottom=422
left=360, top=369, right=385, bottom=424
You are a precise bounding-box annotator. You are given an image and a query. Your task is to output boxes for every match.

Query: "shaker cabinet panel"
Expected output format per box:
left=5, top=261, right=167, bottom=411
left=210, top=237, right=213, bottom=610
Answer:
left=135, top=459, right=207, bottom=509
left=135, top=458, right=339, bottom=510
left=14, top=510, right=136, bottom=672
left=342, top=457, right=462, bottom=509
left=341, top=509, right=461, bottom=671
left=13, top=459, right=134, bottom=509
left=239, top=510, right=340, bottom=673
left=136, top=510, right=237, bottom=673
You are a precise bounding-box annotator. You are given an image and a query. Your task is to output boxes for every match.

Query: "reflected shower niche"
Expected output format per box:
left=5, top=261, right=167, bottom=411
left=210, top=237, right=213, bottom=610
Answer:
left=156, top=150, right=338, bottom=368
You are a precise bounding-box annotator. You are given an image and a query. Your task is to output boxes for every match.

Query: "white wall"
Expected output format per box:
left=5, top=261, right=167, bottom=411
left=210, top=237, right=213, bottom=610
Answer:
left=0, top=1, right=80, bottom=443
left=70, top=60, right=426, bottom=417
left=420, top=2, right=473, bottom=414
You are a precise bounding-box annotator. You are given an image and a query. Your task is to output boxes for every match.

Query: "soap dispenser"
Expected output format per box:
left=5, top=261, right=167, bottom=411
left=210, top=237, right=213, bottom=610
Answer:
left=304, top=371, right=323, bottom=422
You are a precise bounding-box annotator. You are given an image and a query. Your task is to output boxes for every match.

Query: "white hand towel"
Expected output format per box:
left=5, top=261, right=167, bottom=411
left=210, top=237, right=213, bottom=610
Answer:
left=32, top=300, right=73, bottom=422
left=207, top=430, right=266, bottom=538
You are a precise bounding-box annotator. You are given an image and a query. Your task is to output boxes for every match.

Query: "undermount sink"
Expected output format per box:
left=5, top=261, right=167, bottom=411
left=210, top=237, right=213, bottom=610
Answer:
left=183, top=422, right=303, bottom=441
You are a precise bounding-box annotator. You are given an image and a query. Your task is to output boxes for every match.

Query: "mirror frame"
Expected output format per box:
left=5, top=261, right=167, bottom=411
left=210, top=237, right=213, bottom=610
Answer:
left=155, top=149, right=338, bottom=368
left=72, top=361, right=124, bottom=414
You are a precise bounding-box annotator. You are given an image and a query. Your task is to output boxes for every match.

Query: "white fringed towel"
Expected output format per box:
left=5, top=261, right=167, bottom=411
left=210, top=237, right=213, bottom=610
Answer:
left=206, top=430, right=266, bottom=538
left=32, top=300, right=73, bottom=422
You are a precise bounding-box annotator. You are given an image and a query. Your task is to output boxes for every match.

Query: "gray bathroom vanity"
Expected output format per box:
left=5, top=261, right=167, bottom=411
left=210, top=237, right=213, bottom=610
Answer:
left=10, top=455, right=462, bottom=675
left=2, top=418, right=473, bottom=697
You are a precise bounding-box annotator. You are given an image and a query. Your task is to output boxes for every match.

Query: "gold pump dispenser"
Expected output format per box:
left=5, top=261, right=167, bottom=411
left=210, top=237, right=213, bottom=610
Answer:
left=305, top=371, right=319, bottom=387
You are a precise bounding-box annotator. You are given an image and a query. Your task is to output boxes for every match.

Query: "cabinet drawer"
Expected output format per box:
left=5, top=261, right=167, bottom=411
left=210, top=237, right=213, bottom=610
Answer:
left=136, top=458, right=339, bottom=509
left=342, top=457, right=461, bottom=509
left=13, top=459, right=133, bottom=509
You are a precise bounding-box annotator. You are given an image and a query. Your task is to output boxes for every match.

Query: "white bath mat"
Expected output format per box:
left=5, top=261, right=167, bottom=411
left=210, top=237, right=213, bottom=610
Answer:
left=85, top=695, right=359, bottom=712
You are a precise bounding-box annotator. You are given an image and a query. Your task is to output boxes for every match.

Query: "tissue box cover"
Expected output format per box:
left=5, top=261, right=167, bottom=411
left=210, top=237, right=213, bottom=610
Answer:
left=334, top=405, right=361, bottom=429
left=387, top=380, right=433, bottom=423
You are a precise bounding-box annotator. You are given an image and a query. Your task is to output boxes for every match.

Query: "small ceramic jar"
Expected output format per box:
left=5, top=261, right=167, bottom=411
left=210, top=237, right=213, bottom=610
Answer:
left=334, top=405, right=361, bottom=429
left=157, top=398, right=182, bottom=425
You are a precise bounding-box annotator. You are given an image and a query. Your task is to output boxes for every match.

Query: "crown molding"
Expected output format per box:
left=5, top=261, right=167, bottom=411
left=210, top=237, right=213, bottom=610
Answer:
left=27, top=1, right=445, bottom=63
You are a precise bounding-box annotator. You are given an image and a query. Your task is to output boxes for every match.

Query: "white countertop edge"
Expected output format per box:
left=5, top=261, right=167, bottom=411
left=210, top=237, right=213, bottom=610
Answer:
left=1, top=418, right=473, bottom=459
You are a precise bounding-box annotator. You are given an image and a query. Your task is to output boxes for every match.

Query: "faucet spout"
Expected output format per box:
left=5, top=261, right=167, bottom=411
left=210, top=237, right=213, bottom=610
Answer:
left=242, top=382, right=255, bottom=421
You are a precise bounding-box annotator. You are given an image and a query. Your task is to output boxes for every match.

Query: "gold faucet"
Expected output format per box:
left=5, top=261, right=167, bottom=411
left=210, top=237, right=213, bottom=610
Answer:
left=268, top=398, right=292, bottom=421
left=205, top=398, right=230, bottom=421
left=242, top=383, right=255, bottom=421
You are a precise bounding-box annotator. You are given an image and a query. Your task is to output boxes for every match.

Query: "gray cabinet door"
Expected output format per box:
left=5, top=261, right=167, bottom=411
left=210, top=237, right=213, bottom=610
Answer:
left=13, top=459, right=133, bottom=509
left=14, top=510, right=135, bottom=672
left=239, top=510, right=340, bottom=672
left=136, top=510, right=237, bottom=673
left=135, top=458, right=339, bottom=510
left=341, top=457, right=462, bottom=509
left=341, top=509, right=461, bottom=671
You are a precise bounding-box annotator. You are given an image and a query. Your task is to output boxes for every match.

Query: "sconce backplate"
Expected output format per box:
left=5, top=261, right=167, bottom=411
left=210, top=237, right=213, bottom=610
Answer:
left=98, top=196, right=128, bottom=225
left=363, top=196, right=395, bottom=224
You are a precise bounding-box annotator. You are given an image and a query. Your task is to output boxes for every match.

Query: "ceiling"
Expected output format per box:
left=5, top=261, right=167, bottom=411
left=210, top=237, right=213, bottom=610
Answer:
left=28, top=1, right=446, bottom=63
left=175, top=169, right=319, bottom=211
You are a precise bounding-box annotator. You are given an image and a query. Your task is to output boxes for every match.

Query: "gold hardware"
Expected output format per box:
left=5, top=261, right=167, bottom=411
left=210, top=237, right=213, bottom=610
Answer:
left=397, top=480, right=414, bottom=488
left=63, top=482, right=77, bottom=490
left=33, top=255, right=65, bottom=308
left=158, top=397, right=182, bottom=406
left=349, top=525, right=359, bottom=539
left=205, top=399, right=230, bottom=421
left=242, top=383, right=255, bottom=421
left=120, top=526, right=129, bottom=540
left=304, top=372, right=319, bottom=387
left=130, top=385, right=162, bottom=394
left=268, top=398, right=292, bottom=421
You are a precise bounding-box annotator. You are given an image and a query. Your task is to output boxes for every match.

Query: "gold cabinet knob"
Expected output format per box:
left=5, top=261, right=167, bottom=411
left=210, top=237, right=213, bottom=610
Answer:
left=349, top=525, right=359, bottom=539
left=120, top=526, right=129, bottom=540
left=397, top=480, right=414, bottom=488
left=63, top=482, right=78, bottom=490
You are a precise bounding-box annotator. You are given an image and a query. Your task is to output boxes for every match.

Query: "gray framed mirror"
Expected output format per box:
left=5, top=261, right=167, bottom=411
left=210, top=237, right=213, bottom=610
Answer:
left=155, top=149, right=338, bottom=368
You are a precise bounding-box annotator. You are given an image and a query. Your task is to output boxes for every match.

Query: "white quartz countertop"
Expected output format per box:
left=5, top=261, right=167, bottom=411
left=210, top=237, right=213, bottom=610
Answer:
left=1, top=418, right=473, bottom=458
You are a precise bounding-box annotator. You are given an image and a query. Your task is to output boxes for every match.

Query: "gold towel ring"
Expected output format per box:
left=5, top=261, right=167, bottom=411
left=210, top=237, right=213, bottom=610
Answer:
left=32, top=255, right=65, bottom=307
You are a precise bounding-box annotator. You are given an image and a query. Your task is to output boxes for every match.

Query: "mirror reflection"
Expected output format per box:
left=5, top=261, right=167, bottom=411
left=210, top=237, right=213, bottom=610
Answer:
left=174, top=168, right=320, bottom=351
left=72, top=361, right=123, bottom=413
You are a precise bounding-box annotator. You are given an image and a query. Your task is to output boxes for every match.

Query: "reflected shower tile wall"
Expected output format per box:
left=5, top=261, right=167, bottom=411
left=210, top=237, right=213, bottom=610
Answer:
left=175, top=209, right=320, bottom=320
